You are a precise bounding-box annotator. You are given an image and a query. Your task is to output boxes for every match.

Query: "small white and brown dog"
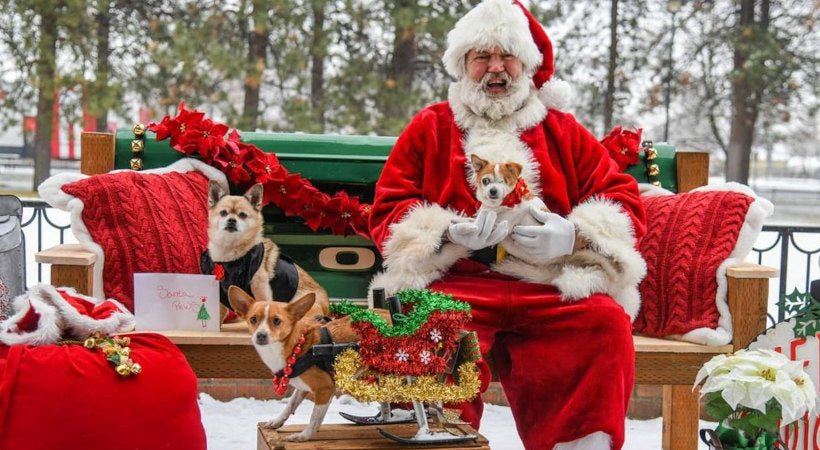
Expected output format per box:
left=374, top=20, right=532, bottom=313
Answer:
left=201, top=181, right=330, bottom=322
left=228, top=286, right=390, bottom=441
left=468, top=153, right=622, bottom=303
left=469, top=153, right=548, bottom=262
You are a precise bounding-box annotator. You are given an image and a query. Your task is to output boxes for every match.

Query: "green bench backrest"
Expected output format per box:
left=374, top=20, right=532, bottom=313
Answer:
left=114, top=130, right=677, bottom=300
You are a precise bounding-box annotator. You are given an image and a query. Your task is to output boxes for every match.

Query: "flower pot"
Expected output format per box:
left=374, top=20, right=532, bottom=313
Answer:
left=699, top=425, right=776, bottom=450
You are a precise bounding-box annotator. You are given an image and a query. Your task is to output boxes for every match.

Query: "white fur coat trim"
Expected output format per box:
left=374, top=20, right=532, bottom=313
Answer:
left=368, top=204, right=470, bottom=305
left=567, top=198, right=647, bottom=320
left=442, top=0, right=542, bottom=80
left=463, top=129, right=541, bottom=197
left=38, top=158, right=229, bottom=300
left=0, top=284, right=135, bottom=346
left=448, top=82, right=547, bottom=133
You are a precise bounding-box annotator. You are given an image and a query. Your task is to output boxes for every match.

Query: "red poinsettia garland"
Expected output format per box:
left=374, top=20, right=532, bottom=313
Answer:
left=149, top=103, right=372, bottom=238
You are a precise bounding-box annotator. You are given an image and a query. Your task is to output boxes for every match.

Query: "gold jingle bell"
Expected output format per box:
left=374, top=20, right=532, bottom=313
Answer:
left=131, top=139, right=145, bottom=152
left=648, top=164, right=660, bottom=177
left=130, top=158, right=143, bottom=171
left=133, top=123, right=147, bottom=136
left=116, top=364, right=132, bottom=376
left=646, top=147, right=658, bottom=160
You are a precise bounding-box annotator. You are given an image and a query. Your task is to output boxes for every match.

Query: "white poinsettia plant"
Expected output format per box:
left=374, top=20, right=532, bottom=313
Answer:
left=695, top=349, right=818, bottom=444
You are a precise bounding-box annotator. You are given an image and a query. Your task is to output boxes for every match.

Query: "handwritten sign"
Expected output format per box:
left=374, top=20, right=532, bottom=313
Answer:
left=134, top=273, right=219, bottom=332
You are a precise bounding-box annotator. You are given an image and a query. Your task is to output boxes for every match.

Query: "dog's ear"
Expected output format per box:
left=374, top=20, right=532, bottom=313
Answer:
left=208, top=180, right=225, bottom=208
left=287, top=293, right=316, bottom=321
left=244, top=183, right=264, bottom=211
left=227, top=286, right=254, bottom=319
left=504, top=162, right=523, bottom=180
left=470, top=154, right=488, bottom=173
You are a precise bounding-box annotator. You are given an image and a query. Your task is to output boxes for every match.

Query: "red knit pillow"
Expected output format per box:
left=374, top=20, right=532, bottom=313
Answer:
left=39, top=159, right=228, bottom=312
left=633, top=186, right=772, bottom=345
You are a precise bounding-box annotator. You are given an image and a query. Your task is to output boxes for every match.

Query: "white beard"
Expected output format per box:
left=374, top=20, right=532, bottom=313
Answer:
left=456, top=73, right=532, bottom=122
left=448, top=75, right=547, bottom=132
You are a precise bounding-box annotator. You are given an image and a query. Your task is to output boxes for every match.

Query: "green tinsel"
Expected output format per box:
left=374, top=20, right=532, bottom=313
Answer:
left=330, top=289, right=471, bottom=337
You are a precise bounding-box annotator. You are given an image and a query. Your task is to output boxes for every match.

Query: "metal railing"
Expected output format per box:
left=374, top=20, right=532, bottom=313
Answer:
left=751, top=225, right=820, bottom=325
left=16, top=200, right=820, bottom=323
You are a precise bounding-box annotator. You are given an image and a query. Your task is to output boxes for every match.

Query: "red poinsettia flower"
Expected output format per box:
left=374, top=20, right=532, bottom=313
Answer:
left=181, top=118, right=229, bottom=163
left=212, top=140, right=253, bottom=184
left=301, top=191, right=332, bottom=231
left=245, top=148, right=284, bottom=185
left=600, top=126, right=642, bottom=171
left=351, top=203, right=373, bottom=239
left=269, top=173, right=313, bottom=215
left=322, top=192, right=361, bottom=236
left=149, top=102, right=206, bottom=150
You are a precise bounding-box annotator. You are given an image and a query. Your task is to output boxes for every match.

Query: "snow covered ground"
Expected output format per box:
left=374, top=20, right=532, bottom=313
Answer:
left=198, top=393, right=718, bottom=449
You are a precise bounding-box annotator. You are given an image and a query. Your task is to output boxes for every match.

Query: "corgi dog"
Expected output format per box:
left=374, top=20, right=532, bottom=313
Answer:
left=228, top=286, right=390, bottom=441
left=468, top=154, right=622, bottom=302
left=201, top=181, right=330, bottom=322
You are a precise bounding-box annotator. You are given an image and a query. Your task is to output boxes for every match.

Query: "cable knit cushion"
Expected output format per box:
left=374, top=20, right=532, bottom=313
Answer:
left=38, top=159, right=228, bottom=311
left=632, top=183, right=773, bottom=345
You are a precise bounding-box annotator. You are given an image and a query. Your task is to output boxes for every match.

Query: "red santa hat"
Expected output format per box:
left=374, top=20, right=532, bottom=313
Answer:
left=442, top=0, right=571, bottom=109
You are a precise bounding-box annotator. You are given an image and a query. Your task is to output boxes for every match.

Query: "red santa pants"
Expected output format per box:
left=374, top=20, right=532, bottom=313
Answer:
left=428, top=262, right=634, bottom=450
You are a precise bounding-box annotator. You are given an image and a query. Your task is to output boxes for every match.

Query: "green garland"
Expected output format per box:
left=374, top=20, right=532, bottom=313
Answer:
left=330, top=289, right=471, bottom=337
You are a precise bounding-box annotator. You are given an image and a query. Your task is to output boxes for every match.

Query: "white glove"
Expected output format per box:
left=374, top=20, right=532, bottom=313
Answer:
left=447, top=209, right=509, bottom=251
left=510, top=206, right=575, bottom=263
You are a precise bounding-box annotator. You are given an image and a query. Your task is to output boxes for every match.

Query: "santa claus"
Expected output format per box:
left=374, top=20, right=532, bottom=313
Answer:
left=368, top=0, right=647, bottom=449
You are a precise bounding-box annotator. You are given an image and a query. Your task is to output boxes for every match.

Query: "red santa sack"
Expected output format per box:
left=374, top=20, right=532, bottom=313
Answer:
left=0, top=286, right=206, bottom=450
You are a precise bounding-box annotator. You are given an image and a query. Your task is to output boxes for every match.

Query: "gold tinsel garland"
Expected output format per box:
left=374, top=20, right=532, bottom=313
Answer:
left=333, top=349, right=480, bottom=404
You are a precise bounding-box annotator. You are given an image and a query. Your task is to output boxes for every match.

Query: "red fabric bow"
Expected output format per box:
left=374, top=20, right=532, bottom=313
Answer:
left=501, top=178, right=531, bottom=207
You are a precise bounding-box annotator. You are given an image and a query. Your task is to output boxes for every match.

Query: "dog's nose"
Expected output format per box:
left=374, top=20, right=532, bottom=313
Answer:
left=489, top=187, right=498, bottom=198
left=254, top=332, right=269, bottom=345
left=225, top=218, right=237, bottom=231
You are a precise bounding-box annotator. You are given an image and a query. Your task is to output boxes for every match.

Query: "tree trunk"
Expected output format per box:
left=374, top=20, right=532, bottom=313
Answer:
left=726, top=0, right=761, bottom=183
left=603, top=0, right=618, bottom=133
left=241, top=0, right=269, bottom=131
left=310, top=0, right=327, bottom=132
left=33, top=1, right=58, bottom=190
left=383, top=0, right=416, bottom=127
left=94, top=0, right=111, bottom=131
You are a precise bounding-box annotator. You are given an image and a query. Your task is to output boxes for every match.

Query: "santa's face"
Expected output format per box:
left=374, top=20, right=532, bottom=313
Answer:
left=465, top=47, right=524, bottom=97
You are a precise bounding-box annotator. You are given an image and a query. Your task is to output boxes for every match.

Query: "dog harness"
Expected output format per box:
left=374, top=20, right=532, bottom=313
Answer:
left=200, top=243, right=299, bottom=309
left=273, top=327, right=359, bottom=379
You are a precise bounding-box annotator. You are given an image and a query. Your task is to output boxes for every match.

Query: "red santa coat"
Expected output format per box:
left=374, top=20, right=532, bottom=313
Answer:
left=368, top=100, right=647, bottom=449
left=369, top=101, right=647, bottom=320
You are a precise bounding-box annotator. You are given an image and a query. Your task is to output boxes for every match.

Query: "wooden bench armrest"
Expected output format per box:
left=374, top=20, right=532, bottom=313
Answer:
left=726, top=261, right=779, bottom=279
left=35, top=244, right=97, bottom=296
left=726, top=262, right=778, bottom=351
left=35, top=243, right=97, bottom=266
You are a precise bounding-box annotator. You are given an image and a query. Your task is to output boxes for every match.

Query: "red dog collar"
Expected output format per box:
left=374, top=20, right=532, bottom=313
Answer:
left=501, top=178, right=530, bottom=207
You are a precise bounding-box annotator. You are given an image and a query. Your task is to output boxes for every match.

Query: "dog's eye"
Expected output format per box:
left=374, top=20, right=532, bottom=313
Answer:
left=272, top=317, right=282, bottom=326
left=238, top=212, right=247, bottom=219
left=249, top=316, right=257, bottom=325
left=219, top=210, right=228, bottom=217
left=482, top=177, right=491, bottom=186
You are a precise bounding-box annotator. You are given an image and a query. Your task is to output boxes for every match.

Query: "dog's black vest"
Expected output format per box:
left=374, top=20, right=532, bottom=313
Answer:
left=200, top=243, right=299, bottom=309
left=274, top=327, right=359, bottom=379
